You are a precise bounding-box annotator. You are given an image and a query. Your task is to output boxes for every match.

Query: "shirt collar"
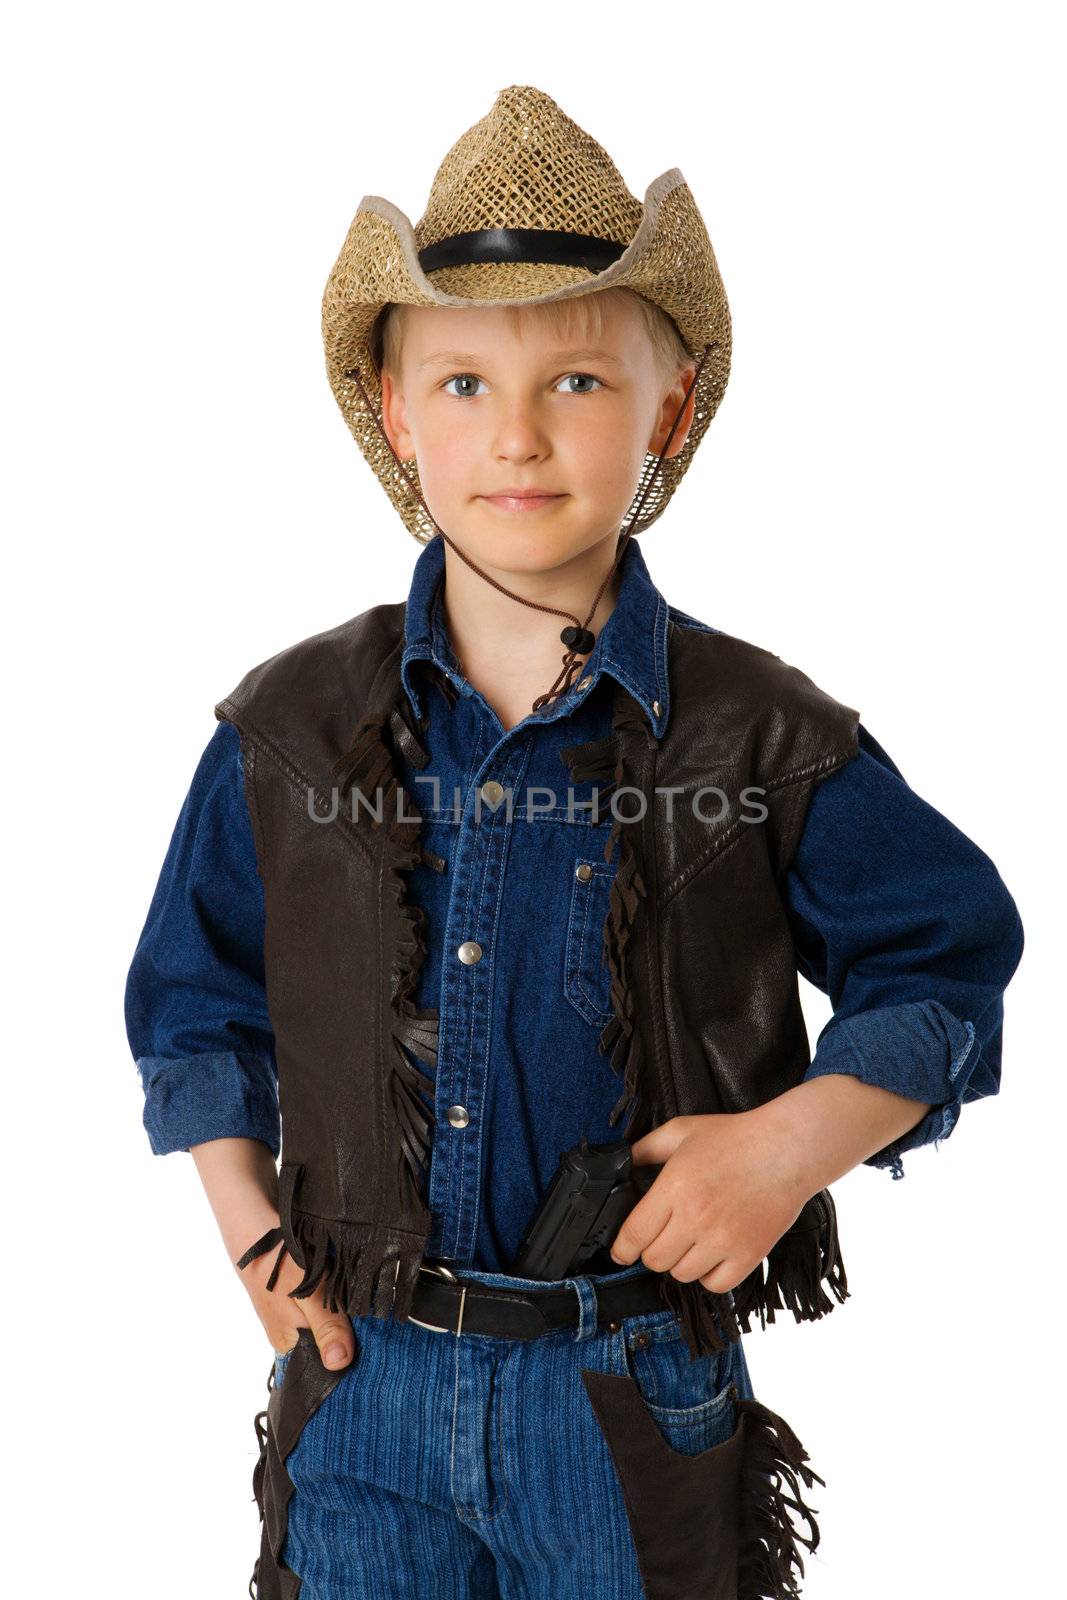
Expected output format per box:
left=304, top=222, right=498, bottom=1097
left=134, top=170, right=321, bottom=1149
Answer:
left=400, top=533, right=670, bottom=738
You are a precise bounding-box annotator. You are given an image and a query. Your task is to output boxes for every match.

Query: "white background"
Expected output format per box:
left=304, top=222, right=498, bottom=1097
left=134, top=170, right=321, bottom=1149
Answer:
left=3, top=3, right=1061, bottom=1595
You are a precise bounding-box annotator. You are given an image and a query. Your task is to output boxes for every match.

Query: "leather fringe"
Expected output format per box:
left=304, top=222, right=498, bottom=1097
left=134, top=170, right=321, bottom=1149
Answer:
left=281, top=694, right=444, bottom=1320
left=731, top=1189, right=850, bottom=1334
left=381, top=779, right=438, bottom=1211
left=562, top=712, right=743, bottom=1362
left=560, top=712, right=650, bottom=1134
left=283, top=1205, right=428, bottom=1324
left=558, top=732, right=622, bottom=812
left=247, top=1332, right=346, bottom=1598
left=600, top=810, right=652, bottom=1132
left=249, top=1403, right=267, bottom=1598
left=735, top=1389, right=825, bottom=1599
left=653, top=1194, right=851, bottom=1361
left=657, top=1272, right=745, bottom=1359
left=560, top=697, right=849, bottom=1364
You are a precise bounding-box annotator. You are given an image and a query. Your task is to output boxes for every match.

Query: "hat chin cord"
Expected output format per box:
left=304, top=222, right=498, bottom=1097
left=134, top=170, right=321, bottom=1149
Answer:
left=343, top=341, right=713, bottom=715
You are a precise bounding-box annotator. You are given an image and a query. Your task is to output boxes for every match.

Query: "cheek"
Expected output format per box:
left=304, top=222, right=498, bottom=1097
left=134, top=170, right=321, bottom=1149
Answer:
left=559, top=404, right=648, bottom=476
left=563, top=431, right=649, bottom=506
left=411, top=419, right=483, bottom=504
left=417, top=413, right=478, bottom=468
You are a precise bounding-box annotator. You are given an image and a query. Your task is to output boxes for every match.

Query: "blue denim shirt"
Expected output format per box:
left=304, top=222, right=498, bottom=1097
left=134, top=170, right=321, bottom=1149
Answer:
left=125, top=534, right=1024, bottom=1270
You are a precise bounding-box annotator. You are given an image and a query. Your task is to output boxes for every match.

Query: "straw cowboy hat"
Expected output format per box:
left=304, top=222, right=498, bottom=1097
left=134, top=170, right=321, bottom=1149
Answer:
left=321, top=84, right=732, bottom=544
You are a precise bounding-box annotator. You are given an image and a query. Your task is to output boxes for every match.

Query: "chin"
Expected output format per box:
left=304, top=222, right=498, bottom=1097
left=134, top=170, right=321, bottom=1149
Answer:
left=494, top=533, right=604, bottom=574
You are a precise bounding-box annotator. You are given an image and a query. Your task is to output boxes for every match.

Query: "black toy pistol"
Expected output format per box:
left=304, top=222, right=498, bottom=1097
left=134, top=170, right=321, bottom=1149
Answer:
left=510, top=1135, right=664, bottom=1281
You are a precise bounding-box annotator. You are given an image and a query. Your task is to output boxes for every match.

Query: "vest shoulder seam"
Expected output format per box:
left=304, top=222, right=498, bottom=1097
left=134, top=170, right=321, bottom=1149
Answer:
left=761, top=746, right=858, bottom=795
left=215, top=699, right=373, bottom=866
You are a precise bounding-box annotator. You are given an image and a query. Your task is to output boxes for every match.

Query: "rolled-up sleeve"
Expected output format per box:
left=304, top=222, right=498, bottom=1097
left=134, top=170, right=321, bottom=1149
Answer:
left=124, top=720, right=279, bottom=1156
left=786, top=724, right=1024, bottom=1179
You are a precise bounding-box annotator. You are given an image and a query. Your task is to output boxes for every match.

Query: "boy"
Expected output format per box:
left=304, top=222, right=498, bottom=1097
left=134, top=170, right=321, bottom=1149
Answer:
left=125, top=86, right=1024, bottom=1599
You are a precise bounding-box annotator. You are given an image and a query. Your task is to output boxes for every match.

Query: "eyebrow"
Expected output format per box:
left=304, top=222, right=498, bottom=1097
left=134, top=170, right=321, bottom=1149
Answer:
left=416, top=347, right=626, bottom=372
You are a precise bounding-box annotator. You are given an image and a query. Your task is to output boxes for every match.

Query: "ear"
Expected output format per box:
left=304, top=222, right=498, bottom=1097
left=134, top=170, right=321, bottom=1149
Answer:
left=379, top=368, right=416, bottom=463
left=647, top=364, right=698, bottom=460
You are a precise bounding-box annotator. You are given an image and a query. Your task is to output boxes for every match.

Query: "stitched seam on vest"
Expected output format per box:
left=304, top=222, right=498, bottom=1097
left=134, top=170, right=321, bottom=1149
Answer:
left=288, top=1208, right=428, bottom=1242
left=656, top=749, right=854, bottom=908
left=658, top=817, right=747, bottom=908
left=767, top=749, right=857, bottom=886
left=760, top=748, right=855, bottom=794
left=216, top=699, right=373, bottom=866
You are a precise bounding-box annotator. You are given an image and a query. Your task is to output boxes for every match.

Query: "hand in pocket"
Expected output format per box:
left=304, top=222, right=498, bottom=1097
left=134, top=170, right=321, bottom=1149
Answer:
left=236, top=1221, right=358, bottom=1371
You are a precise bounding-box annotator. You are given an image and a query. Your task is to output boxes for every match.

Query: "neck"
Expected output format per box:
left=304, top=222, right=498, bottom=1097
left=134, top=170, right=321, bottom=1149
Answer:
left=437, top=533, right=626, bottom=692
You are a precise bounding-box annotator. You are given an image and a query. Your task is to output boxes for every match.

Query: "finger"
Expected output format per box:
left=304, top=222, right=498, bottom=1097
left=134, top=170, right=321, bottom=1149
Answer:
left=699, top=1259, right=743, bottom=1294
left=611, top=1198, right=673, bottom=1265
left=303, top=1304, right=356, bottom=1370
left=636, top=1215, right=701, bottom=1276
left=669, top=1239, right=729, bottom=1284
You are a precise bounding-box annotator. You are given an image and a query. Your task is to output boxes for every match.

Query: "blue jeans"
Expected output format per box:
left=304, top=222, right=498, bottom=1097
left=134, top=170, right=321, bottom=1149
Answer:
left=266, top=1260, right=756, bottom=1599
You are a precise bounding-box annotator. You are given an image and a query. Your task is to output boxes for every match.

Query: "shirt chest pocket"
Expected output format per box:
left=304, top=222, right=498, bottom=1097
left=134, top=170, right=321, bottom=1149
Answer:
left=564, top=854, right=616, bottom=1028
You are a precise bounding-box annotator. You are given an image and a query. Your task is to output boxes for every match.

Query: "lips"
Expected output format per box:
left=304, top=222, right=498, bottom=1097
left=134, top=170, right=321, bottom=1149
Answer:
left=480, top=492, right=566, bottom=512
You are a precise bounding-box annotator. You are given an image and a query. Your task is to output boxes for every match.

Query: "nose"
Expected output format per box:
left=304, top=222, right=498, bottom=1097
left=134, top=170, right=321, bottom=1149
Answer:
left=490, top=400, right=552, bottom=464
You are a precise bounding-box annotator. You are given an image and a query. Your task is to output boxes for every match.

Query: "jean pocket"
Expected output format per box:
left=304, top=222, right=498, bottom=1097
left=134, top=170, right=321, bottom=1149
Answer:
left=618, top=1312, right=737, bottom=1457
left=564, top=854, right=615, bottom=1028
left=581, top=1338, right=825, bottom=1600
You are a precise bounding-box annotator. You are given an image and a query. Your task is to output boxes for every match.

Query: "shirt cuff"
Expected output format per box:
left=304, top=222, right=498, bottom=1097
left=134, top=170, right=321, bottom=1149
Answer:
left=803, top=1000, right=981, bottom=1180
left=136, top=1051, right=280, bottom=1157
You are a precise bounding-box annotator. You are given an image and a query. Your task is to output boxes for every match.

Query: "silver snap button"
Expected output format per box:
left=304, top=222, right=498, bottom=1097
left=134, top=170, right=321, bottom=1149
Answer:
left=457, top=941, right=483, bottom=965
left=652, top=700, right=662, bottom=716
left=480, top=780, right=505, bottom=808
left=446, top=1105, right=470, bottom=1128
left=576, top=676, right=592, bottom=692
left=575, top=862, right=593, bottom=882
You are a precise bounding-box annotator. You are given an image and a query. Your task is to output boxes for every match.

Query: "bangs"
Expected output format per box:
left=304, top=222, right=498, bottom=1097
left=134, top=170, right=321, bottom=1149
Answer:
left=376, top=287, right=691, bottom=381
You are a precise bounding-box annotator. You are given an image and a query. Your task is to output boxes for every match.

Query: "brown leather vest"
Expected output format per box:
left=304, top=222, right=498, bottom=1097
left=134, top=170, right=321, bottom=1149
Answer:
left=216, top=602, right=860, bottom=1363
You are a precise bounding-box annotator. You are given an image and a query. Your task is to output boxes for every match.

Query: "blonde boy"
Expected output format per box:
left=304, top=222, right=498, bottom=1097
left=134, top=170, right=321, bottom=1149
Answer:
left=126, top=87, right=1024, bottom=1598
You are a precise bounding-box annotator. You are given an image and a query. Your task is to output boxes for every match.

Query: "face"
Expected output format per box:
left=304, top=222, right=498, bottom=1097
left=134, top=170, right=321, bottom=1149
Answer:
left=378, top=295, right=697, bottom=581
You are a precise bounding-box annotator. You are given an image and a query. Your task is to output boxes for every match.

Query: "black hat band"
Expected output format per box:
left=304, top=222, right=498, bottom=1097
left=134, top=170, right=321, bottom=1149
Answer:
left=418, top=227, right=626, bottom=277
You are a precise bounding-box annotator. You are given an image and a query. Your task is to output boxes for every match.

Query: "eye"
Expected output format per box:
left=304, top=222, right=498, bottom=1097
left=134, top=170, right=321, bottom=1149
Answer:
left=441, top=374, right=487, bottom=399
left=440, top=371, right=605, bottom=399
left=556, top=372, right=603, bottom=395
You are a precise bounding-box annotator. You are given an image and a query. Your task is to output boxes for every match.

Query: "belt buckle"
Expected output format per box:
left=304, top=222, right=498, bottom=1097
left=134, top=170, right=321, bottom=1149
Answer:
left=407, top=1260, right=469, bottom=1336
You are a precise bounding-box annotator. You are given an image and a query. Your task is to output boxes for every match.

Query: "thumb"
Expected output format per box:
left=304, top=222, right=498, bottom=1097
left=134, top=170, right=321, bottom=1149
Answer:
left=302, top=1304, right=357, bottom=1371
left=629, top=1116, right=693, bottom=1166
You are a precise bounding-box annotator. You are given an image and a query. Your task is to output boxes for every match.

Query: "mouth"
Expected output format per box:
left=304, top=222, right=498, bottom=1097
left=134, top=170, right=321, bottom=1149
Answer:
left=479, top=492, right=567, bottom=513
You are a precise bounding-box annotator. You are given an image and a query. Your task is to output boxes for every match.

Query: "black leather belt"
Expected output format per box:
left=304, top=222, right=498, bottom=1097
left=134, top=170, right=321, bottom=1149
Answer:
left=406, top=1261, right=669, bottom=1339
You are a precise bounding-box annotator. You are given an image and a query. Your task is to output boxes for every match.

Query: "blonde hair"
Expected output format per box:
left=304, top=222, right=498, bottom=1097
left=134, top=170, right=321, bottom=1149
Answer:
left=375, top=285, right=692, bottom=386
